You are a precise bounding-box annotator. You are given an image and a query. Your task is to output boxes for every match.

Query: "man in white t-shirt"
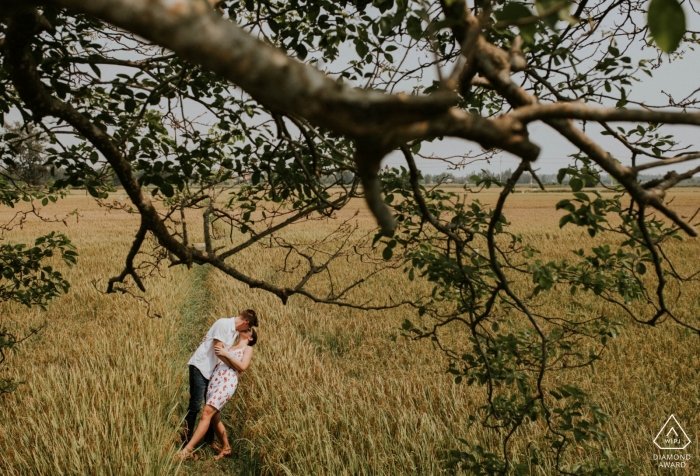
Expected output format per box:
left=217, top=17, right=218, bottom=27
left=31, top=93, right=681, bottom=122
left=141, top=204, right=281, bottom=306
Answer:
left=182, top=309, right=258, bottom=446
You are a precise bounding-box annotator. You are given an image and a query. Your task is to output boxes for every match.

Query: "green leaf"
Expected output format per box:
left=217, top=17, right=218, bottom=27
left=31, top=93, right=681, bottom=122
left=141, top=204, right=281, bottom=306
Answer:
left=495, top=3, right=533, bottom=23
left=519, top=23, right=538, bottom=44
left=569, top=177, right=583, bottom=192
left=636, top=262, right=647, bottom=275
left=495, top=3, right=538, bottom=41
left=124, top=98, right=137, bottom=113
left=160, top=182, right=174, bottom=198
left=88, top=62, right=102, bottom=78
left=382, top=246, right=393, bottom=260
left=557, top=169, right=567, bottom=184
left=406, top=16, right=422, bottom=40
left=294, top=43, right=308, bottom=60
left=648, top=0, right=686, bottom=53
left=355, top=40, right=369, bottom=58
left=555, top=199, right=572, bottom=211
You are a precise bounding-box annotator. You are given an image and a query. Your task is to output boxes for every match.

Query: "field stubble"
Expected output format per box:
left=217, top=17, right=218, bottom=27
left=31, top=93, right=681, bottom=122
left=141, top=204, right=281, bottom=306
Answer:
left=0, top=188, right=698, bottom=475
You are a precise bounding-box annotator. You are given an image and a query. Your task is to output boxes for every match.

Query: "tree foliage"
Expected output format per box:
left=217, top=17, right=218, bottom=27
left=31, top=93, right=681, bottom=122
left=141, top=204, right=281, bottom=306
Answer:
left=0, top=231, right=75, bottom=395
left=0, top=83, right=76, bottom=397
left=2, top=122, right=50, bottom=185
left=1, top=0, right=699, bottom=472
left=0, top=132, right=76, bottom=396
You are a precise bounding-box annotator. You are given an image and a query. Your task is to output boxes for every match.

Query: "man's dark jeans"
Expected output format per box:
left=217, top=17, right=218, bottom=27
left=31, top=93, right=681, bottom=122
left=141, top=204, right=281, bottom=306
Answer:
left=183, top=365, right=216, bottom=445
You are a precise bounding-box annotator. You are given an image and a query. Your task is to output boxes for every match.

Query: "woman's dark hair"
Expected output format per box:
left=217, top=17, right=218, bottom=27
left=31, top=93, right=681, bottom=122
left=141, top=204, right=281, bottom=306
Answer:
left=248, top=328, right=257, bottom=347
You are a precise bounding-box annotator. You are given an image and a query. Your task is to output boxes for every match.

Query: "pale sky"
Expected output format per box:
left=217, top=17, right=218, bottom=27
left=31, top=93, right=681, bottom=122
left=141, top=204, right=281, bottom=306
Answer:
left=5, top=4, right=700, bottom=180
left=381, top=4, right=700, bottom=176
left=383, top=46, right=700, bottom=176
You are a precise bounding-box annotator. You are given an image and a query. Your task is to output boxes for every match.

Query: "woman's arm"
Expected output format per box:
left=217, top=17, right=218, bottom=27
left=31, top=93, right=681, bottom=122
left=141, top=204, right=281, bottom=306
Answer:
left=214, top=346, right=253, bottom=372
left=215, top=351, right=237, bottom=370
left=212, top=341, right=236, bottom=369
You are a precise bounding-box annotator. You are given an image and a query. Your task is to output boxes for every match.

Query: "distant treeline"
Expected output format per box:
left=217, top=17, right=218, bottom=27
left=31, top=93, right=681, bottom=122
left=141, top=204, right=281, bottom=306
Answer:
left=318, top=169, right=699, bottom=187
left=420, top=169, right=700, bottom=186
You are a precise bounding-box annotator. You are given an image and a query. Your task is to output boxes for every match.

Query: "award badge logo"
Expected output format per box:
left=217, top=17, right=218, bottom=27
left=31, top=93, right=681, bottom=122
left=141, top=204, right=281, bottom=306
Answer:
left=652, top=415, right=692, bottom=469
left=654, top=415, right=691, bottom=450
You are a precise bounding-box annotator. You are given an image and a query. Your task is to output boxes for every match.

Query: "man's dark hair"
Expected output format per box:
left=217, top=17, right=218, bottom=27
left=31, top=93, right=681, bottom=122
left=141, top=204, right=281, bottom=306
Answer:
left=240, top=309, right=258, bottom=327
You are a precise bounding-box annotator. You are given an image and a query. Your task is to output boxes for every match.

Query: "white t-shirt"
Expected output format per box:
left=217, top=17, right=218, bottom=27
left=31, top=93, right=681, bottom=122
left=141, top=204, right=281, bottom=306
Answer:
left=188, top=318, right=239, bottom=379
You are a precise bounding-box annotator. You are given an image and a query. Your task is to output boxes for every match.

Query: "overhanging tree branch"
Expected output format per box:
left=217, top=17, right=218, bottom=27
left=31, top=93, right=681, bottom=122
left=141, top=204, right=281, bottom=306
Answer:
left=3, top=5, right=398, bottom=308
left=35, top=0, right=458, bottom=135
left=511, top=102, right=700, bottom=126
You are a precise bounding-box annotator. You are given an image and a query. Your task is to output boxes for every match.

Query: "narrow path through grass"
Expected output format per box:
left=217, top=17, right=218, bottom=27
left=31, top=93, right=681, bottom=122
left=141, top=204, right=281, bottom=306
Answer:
left=177, top=264, right=262, bottom=476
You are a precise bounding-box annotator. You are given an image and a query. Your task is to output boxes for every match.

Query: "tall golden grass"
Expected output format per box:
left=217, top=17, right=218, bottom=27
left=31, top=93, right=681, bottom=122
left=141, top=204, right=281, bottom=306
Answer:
left=0, top=188, right=698, bottom=475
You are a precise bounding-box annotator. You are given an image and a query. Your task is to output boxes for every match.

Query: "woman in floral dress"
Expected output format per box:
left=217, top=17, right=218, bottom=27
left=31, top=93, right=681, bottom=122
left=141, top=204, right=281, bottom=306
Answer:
left=178, top=328, right=257, bottom=460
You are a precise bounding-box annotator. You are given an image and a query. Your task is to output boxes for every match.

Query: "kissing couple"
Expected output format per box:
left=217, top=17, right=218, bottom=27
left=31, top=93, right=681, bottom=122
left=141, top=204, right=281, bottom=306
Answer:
left=179, top=309, right=259, bottom=460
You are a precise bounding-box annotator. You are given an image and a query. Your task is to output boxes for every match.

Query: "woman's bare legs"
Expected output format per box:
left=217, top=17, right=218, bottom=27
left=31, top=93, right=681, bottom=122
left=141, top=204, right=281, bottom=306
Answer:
left=211, top=412, right=232, bottom=459
left=179, top=404, right=219, bottom=457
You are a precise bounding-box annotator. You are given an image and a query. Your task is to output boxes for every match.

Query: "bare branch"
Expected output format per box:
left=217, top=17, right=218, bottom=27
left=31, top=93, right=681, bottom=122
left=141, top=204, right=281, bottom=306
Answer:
left=633, top=153, right=700, bottom=172
left=107, top=218, right=148, bottom=293
left=512, top=102, right=700, bottom=126
left=203, top=201, right=213, bottom=255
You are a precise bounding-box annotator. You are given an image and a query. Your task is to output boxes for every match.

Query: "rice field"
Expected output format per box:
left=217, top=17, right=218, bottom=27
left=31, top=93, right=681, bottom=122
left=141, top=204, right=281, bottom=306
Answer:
left=0, top=187, right=698, bottom=475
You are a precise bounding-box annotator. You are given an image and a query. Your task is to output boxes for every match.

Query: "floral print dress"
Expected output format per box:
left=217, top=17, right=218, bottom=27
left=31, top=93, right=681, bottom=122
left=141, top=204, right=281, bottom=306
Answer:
left=205, top=347, right=244, bottom=411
